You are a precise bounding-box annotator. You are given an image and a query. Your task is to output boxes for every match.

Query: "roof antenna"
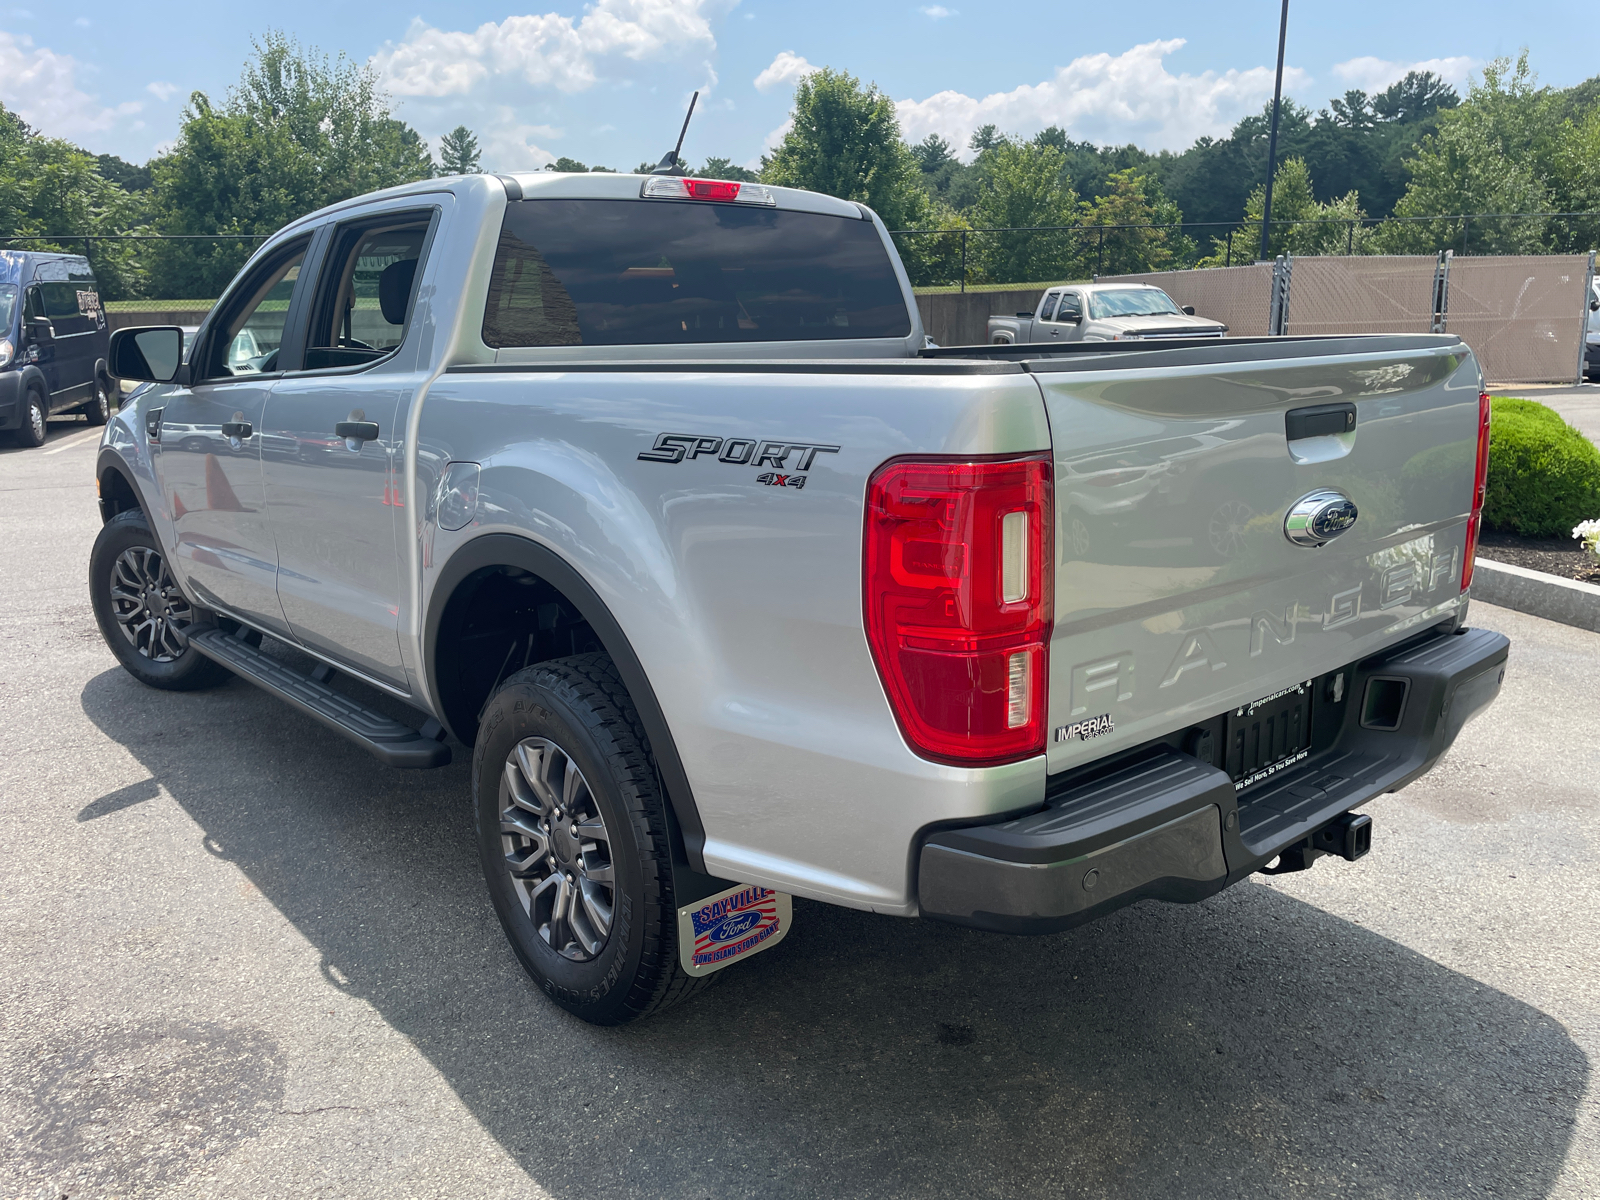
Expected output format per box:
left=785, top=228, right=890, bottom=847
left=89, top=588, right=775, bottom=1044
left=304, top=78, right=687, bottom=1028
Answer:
left=650, top=91, right=699, bottom=176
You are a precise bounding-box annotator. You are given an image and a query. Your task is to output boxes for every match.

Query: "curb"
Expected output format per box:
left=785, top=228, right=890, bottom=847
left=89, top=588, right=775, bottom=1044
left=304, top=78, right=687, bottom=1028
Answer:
left=1471, top=558, right=1600, bottom=633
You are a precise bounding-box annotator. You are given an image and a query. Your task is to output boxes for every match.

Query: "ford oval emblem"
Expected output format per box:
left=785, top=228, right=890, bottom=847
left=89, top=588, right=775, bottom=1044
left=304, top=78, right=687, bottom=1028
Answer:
left=1285, top=489, right=1359, bottom=547
left=709, top=910, right=763, bottom=941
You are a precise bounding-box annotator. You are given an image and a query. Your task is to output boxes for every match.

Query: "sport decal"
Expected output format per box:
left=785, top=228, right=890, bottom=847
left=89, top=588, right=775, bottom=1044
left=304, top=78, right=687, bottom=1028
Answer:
left=677, top=883, right=793, bottom=977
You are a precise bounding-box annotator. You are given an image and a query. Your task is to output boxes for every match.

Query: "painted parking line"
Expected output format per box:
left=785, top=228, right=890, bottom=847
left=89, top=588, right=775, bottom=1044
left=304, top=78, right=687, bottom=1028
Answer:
left=43, top=428, right=105, bottom=455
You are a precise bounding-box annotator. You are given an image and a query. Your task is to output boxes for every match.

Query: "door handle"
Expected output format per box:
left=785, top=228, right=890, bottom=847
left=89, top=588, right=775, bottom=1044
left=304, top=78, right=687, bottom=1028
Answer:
left=335, top=420, right=380, bottom=442
left=221, top=420, right=253, bottom=438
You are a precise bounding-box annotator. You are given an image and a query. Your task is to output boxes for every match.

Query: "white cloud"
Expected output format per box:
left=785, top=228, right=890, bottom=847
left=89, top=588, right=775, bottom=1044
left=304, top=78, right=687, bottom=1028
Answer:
left=753, top=50, right=815, bottom=93
left=0, top=31, right=139, bottom=139
left=372, top=0, right=721, bottom=99
left=72, top=15, right=88, bottom=26
left=892, top=39, right=1309, bottom=155
left=1332, top=55, right=1475, bottom=95
left=146, top=80, right=177, bottom=102
left=920, top=5, right=956, bottom=18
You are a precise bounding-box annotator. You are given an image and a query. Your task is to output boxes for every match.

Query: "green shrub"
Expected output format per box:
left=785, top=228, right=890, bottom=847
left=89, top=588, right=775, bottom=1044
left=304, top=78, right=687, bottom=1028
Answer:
left=1482, top=397, right=1600, bottom=537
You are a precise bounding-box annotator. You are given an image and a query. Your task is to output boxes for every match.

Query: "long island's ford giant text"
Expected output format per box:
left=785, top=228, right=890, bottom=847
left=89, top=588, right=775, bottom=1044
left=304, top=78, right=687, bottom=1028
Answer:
left=90, top=169, right=1508, bottom=1025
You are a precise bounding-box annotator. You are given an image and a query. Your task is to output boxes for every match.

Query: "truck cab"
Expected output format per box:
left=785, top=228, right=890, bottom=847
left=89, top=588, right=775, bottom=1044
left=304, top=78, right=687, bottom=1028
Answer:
left=988, top=282, right=1228, bottom=345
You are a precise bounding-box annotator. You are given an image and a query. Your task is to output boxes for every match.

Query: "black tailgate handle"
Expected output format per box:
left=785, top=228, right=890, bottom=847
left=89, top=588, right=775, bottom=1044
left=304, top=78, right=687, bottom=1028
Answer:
left=1285, top=402, right=1356, bottom=441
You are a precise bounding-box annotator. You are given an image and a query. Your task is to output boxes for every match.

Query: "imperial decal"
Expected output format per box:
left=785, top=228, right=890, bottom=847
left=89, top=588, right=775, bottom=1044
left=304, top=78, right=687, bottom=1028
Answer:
left=677, top=884, right=793, bottom=977
left=1056, top=713, right=1114, bottom=743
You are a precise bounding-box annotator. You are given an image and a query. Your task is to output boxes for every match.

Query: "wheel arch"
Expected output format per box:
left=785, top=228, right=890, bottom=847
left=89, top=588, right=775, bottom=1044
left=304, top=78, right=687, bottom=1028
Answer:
left=96, top=448, right=143, bottom=524
left=425, top=532, right=709, bottom=870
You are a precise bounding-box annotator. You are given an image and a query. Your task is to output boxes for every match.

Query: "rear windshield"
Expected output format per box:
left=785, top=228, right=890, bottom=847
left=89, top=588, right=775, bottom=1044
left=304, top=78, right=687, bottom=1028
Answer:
left=483, top=198, right=911, bottom=348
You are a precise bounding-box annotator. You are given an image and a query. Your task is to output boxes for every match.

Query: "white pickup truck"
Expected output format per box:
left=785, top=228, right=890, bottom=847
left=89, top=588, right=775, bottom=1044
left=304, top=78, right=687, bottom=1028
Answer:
left=92, top=170, right=1507, bottom=1024
left=988, top=281, right=1228, bottom=344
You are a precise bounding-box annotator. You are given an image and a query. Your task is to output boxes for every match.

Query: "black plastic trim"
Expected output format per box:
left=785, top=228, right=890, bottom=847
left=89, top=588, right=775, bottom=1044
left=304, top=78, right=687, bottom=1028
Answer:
left=190, top=629, right=451, bottom=769
left=920, top=332, right=1464, bottom=371
left=424, top=532, right=710, bottom=871
left=919, top=624, right=1509, bottom=934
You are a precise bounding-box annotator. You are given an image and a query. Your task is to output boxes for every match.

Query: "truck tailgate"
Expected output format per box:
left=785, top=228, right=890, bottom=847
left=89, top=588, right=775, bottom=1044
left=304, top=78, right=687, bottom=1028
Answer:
left=1034, top=340, right=1480, bottom=778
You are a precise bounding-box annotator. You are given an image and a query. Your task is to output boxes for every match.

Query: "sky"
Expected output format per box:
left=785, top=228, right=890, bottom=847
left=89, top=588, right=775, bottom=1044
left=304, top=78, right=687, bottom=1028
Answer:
left=0, top=0, right=1590, bottom=173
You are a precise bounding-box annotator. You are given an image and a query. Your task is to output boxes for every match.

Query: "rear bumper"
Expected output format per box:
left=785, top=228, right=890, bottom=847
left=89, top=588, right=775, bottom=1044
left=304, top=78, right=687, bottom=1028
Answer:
left=917, top=625, right=1509, bottom=934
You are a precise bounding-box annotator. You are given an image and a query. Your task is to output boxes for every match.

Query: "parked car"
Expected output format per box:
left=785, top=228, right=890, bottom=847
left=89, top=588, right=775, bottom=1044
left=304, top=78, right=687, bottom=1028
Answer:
left=988, top=282, right=1227, bottom=345
left=92, top=171, right=1507, bottom=1026
left=0, top=250, right=113, bottom=446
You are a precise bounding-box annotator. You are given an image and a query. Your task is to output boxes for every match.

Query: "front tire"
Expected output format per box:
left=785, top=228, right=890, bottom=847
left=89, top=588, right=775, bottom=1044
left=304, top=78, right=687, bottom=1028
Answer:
left=18, top=386, right=47, bottom=447
left=89, top=509, right=231, bottom=690
left=472, top=654, right=708, bottom=1025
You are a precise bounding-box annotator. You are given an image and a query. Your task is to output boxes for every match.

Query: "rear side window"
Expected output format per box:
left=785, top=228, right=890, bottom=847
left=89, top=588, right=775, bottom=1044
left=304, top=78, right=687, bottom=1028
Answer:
left=483, top=198, right=911, bottom=347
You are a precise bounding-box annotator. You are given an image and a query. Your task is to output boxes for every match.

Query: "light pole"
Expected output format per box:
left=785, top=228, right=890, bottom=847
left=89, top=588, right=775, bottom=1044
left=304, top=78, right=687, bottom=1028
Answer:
left=1259, top=0, right=1290, bottom=263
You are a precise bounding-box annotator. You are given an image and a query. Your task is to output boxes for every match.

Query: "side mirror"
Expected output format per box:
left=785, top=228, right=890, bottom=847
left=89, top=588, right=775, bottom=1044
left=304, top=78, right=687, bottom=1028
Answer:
left=26, top=318, right=52, bottom=340
left=1182, top=305, right=1196, bottom=316
left=1590, top=298, right=1599, bottom=312
left=109, top=326, right=185, bottom=383
left=1062, top=310, right=1081, bottom=324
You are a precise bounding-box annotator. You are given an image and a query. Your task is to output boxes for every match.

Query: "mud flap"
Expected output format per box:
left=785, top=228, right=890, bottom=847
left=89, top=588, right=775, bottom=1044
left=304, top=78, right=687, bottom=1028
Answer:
left=677, top=883, right=793, bottom=977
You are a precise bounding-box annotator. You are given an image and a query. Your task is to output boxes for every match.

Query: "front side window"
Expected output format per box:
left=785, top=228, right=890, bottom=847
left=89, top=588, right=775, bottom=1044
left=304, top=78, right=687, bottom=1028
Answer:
left=1087, top=288, right=1181, bottom=320
left=202, top=240, right=309, bottom=380
left=483, top=198, right=911, bottom=347
left=305, top=216, right=431, bottom=370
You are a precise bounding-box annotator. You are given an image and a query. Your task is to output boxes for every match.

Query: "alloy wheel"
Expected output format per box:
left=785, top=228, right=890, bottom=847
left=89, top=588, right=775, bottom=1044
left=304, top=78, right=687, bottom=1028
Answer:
left=500, top=737, right=616, bottom=961
left=28, top=396, right=45, bottom=442
left=108, top=546, right=194, bottom=662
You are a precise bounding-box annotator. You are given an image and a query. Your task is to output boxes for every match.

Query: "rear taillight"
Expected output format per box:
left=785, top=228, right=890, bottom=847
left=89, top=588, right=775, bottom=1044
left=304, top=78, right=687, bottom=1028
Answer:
left=639, top=177, right=777, bottom=206
left=863, top=456, right=1053, bottom=765
left=1461, top=391, right=1491, bottom=591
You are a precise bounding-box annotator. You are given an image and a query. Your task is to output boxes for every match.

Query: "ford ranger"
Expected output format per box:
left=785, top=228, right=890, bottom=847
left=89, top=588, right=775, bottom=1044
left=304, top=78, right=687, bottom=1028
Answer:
left=988, top=281, right=1227, bottom=344
left=90, top=170, right=1508, bottom=1025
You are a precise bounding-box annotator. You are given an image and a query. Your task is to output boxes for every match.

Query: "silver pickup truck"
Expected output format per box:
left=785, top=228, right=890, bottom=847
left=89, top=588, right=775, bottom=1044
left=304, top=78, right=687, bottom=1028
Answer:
left=988, top=281, right=1228, bottom=344
left=91, top=170, right=1508, bottom=1025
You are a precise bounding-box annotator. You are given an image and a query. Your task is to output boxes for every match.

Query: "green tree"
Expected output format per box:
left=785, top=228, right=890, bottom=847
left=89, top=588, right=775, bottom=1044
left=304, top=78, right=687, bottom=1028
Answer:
left=0, top=104, right=144, bottom=298
left=966, top=141, right=1079, bottom=284
left=146, top=31, right=435, bottom=298
left=1077, top=168, right=1187, bottom=275
left=761, top=67, right=933, bottom=231
left=1201, top=158, right=1369, bottom=265
left=695, top=157, right=760, bottom=182
left=1374, top=54, right=1553, bottom=254
left=438, top=125, right=480, bottom=174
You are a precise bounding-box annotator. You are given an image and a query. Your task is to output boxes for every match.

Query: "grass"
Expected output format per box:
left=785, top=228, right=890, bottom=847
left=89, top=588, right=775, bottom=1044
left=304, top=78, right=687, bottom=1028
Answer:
left=106, top=299, right=215, bottom=312
left=912, top=280, right=1087, bottom=296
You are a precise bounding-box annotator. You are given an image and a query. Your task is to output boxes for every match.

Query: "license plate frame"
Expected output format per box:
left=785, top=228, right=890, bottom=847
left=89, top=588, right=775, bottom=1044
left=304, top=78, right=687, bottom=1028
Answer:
left=1225, top=679, right=1315, bottom=790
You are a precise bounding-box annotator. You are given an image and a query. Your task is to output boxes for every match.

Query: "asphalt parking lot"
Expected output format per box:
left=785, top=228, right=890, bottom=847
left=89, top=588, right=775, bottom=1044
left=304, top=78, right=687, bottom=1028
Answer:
left=2, top=415, right=1597, bottom=1200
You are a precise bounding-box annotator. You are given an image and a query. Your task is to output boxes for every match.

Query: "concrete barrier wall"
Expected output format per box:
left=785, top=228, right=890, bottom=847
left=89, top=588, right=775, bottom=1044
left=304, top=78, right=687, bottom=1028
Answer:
left=916, top=289, right=1048, bottom=346
left=106, top=309, right=213, bottom=331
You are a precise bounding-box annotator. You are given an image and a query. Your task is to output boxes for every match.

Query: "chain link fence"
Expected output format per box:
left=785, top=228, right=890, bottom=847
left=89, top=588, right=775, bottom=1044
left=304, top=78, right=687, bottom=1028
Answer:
left=892, top=212, right=1600, bottom=292
left=1095, top=251, right=1598, bottom=384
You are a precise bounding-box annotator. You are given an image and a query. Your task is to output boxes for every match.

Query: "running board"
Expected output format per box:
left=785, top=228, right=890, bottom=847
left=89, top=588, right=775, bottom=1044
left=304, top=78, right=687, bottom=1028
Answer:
left=190, top=628, right=451, bottom=769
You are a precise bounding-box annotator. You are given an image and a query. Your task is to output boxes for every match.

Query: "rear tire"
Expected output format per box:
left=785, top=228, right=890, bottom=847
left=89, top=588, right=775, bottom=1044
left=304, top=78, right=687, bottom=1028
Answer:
left=17, top=386, right=47, bottom=447
left=83, top=376, right=111, bottom=426
left=89, top=509, right=232, bottom=691
left=472, top=653, right=709, bottom=1025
